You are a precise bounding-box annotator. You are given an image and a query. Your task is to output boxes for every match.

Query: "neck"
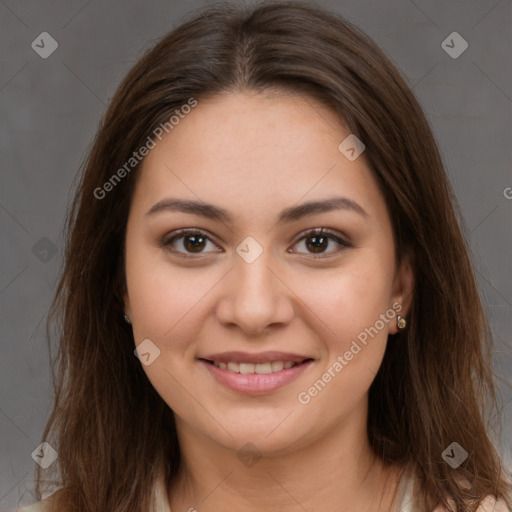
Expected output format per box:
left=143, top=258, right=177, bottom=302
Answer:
left=168, top=401, right=403, bottom=511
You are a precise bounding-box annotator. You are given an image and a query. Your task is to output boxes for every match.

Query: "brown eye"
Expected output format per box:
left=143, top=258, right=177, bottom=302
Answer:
left=162, top=229, right=222, bottom=257
left=291, top=228, right=350, bottom=257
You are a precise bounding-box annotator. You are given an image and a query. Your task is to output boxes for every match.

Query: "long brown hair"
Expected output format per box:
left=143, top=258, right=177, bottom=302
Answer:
left=36, top=1, right=512, bottom=510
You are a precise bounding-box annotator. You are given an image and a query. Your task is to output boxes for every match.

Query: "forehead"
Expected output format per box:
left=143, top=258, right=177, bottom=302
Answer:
left=144, top=90, right=346, bottom=167
left=131, top=91, right=387, bottom=226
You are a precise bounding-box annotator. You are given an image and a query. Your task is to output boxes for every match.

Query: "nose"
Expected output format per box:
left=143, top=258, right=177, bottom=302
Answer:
left=215, top=249, right=295, bottom=336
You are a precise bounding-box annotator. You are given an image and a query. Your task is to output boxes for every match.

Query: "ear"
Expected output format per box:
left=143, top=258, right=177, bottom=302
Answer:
left=114, top=267, right=131, bottom=318
left=122, top=289, right=132, bottom=318
left=388, top=252, right=414, bottom=335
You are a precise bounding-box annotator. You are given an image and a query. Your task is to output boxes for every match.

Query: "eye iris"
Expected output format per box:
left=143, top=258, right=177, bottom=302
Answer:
left=306, top=234, right=328, bottom=253
left=184, top=234, right=206, bottom=253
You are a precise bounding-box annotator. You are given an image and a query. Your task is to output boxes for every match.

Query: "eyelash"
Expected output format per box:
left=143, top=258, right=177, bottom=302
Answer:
left=161, top=227, right=351, bottom=259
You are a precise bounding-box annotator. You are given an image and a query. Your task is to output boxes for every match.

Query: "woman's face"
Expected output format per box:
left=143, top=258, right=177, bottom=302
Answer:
left=123, top=91, right=413, bottom=456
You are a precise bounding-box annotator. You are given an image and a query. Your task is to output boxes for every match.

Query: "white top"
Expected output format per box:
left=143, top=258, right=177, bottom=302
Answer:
left=15, top=466, right=511, bottom=512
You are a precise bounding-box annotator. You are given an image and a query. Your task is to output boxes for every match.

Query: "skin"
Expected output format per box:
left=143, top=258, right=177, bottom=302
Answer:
left=123, top=90, right=414, bottom=511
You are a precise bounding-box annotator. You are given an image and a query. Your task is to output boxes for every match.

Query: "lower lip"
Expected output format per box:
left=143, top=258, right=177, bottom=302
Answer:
left=200, top=360, right=314, bottom=395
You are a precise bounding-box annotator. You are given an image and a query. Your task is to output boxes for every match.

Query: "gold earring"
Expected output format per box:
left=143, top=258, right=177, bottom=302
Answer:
left=397, top=315, right=407, bottom=330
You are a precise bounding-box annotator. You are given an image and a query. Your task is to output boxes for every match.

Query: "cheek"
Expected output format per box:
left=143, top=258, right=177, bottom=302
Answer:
left=125, top=241, right=208, bottom=339
left=294, top=258, right=394, bottom=412
left=293, top=252, right=394, bottom=340
left=125, top=247, right=210, bottom=414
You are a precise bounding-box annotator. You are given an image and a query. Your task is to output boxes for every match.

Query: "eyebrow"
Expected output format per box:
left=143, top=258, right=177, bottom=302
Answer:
left=145, top=196, right=368, bottom=224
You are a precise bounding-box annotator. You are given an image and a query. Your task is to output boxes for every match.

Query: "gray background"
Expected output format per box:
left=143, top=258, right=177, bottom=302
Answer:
left=0, top=0, right=511, bottom=509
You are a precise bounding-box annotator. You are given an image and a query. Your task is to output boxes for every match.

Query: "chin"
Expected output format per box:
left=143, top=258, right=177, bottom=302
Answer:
left=207, top=419, right=311, bottom=456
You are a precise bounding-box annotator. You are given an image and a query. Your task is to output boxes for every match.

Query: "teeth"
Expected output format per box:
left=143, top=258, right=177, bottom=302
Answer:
left=239, top=363, right=255, bottom=374
left=227, top=362, right=239, bottom=372
left=271, top=361, right=284, bottom=372
left=212, top=360, right=299, bottom=374
left=255, top=362, right=272, bottom=374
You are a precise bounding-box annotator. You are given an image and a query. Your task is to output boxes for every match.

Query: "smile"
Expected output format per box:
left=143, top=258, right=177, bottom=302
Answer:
left=211, top=360, right=297, bottom=374
left=199, top=358, right=314, bottom=394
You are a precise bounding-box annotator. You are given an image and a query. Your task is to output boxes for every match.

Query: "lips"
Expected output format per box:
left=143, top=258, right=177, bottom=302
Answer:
left=198, top=351, right=314, bottom=394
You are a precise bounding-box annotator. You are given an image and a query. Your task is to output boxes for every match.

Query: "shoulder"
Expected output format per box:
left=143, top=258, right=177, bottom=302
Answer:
left=398, top=464, right=511, bottom=512
left=433, top=495, right=511, bottom=512
left=15, top=501, right=50, bottom=512
left=475, top=496, right=511, bottom=512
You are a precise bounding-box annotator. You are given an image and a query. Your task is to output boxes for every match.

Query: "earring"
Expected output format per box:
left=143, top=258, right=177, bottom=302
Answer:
left=397, top=315, right=407, bottom=330
left=123, top=314, right=132, bottom=324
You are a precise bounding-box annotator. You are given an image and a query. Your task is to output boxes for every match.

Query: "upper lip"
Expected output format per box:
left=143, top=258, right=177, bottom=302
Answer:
left=199, top=351, right=312, bottom=364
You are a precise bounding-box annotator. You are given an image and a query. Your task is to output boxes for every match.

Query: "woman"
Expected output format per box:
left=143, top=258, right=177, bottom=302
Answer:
left=18, top=1, right=512, bottom=511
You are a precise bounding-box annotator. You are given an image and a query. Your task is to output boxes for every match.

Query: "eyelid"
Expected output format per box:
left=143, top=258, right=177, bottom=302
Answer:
left=161, top=227, right=215, bottom=245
